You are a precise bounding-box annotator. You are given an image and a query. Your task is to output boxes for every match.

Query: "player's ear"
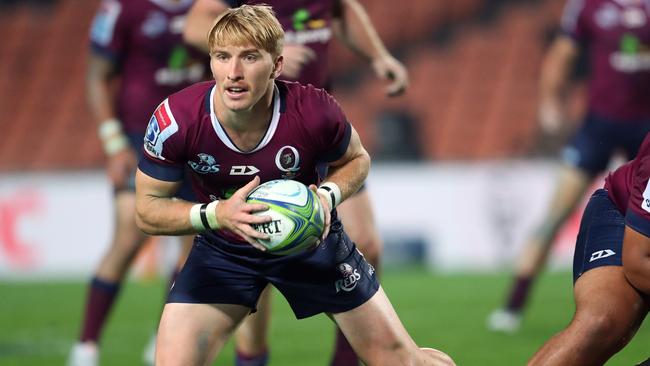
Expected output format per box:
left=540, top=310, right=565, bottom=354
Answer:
left=271, top=55, right=283, bottom=79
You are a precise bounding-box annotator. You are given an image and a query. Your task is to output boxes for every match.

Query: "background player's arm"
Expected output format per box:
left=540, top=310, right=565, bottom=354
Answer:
left=622, top=225, right=650, bottom=294
left=332, top=0, right=409, bottom=96
left=183, top=0, right=230, bottom=53
left=87, top=52, right=136, bottom=187
left=537, top=35, right=580, bottom=134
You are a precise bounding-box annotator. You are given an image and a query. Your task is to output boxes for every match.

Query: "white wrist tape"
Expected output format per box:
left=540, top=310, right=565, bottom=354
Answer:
left=98, top=118, right=129, bottom=156
left=317, top=182, right=342, bottom=211
left=189, top=201, right=220, bottom=232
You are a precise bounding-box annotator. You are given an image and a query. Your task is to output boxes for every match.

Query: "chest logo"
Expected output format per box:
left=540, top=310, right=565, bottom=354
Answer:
left=275, top=146, right=300, bottom=179
left=188, top=153, right=220, bottom=174
left=230, top=165, right=260, bottom=176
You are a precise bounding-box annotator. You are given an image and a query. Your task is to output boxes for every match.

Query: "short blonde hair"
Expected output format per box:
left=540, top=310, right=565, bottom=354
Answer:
left=207, top=4, right=284, bottom=59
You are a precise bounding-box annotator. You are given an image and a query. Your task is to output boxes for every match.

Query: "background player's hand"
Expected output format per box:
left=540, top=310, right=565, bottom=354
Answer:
left=216, top=176, right=272, bottom=250
left=281, top=44, right=317, bottom=79
left=537, top=99, right=564, bottom=135
left=106, top=147, right=137, bottom=189
left=309, top=184, right=331, bottom=243
left=371, top=54, right=409, bottom=97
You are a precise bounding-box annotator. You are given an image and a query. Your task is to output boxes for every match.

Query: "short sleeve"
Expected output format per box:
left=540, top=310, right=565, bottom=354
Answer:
left=309, top=90, right=351, bottom=163
left=626, top=155, right=650, bottom=237
left=139, top=99, right=186, bottom=182
left=89, top=0, right=128, bottom=62
left=222, top=0, right=242, bottom=7
left=560, top=0, right=589, bottom=43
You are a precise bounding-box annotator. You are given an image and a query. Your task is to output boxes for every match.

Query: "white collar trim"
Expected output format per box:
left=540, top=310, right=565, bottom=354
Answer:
left=209, top=85, right=281, bottom=154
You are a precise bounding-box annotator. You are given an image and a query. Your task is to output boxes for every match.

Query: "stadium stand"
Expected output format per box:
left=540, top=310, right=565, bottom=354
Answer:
left=0, top=0, right=580, bottom=169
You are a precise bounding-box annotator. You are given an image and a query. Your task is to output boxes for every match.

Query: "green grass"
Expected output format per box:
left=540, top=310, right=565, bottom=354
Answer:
left=0, top=268, right=648, bottom=365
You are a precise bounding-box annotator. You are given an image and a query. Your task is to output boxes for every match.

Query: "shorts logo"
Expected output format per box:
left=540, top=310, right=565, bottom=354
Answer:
left=335, top=263, right=361, bottom=293
left=144, top=100, right=178, bottom=160
left=188, top=153, right=220, bottom=174
left=589, top=249, right=616, bottom=262
left=230, top=165, right=260, bottom=175
left=275, top=145, right=300, bottom=179
left=642, top=179, right=650, bottom=213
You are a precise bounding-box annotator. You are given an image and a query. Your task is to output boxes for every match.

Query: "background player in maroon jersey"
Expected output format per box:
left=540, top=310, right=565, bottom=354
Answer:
left=528, top=132, right=650, bottom=365
left=135, top=5, right=453, bottom=366
left=489, top=0, right=650, bottom=333
left=183, top=1, right=409, bottom=365
left=67, top=1, right=209, bottom=365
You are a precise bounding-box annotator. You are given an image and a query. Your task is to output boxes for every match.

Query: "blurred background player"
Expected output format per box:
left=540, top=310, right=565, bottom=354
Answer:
left=528, top=132, right=650, bottom=365
left=67, top=0, right=209, bottom=365
left=489, top=0, right=650, bottom=333
left=183, top=1, right=409, bottom=365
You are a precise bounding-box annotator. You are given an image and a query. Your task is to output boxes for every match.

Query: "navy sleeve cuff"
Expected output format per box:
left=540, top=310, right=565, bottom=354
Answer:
left=320, top=122, right=352, bottom=163
left=138, top=157, right=184, bottom=182
left=626, top=208, right=650, bottom=238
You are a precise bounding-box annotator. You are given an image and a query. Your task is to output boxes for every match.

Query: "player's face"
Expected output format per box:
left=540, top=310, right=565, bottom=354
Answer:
left=210, top=43, right=280, bottom=112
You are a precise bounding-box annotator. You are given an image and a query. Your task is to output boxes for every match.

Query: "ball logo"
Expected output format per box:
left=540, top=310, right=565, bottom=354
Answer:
left=188, top=153, right=220, bottom=174
left=275, top=145, right=300, bottom=178
left=335, top=263, right=361, bottom=293
left=252, top=220, right=283, bottom=235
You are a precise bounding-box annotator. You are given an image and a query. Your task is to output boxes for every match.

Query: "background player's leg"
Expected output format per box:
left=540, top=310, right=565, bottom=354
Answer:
left=332, top=287, right=455, bottom=366
left=68, top=191, right=148, bottom=366
left=330, top=189, right=383, bottom=366
left=156, top=303, right=251, bottom=366
left=528, top=266, right=649, bottom=365
left=488, top=165, right=590, bottom=332
left=234, top=285, right=272, bottom=366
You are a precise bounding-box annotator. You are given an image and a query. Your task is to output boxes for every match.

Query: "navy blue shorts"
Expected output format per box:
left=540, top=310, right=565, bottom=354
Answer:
left=562, top=112, right=650, bottom=176
left=126, top=133, right=195, bottom=201
left=572, top=189, right=624, bottom=283
left=168, top=221, right=380, bottom=319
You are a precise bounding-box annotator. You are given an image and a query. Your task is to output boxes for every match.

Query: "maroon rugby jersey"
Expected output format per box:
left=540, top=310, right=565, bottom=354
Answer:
left=138, top=80, right=351, bottom=242
left=90, top=0, right=209, bottom=134
left=224, top=0, right=337, bottom=88
left=605, top=132, right=650, bottom=235
left=561, top=0, right=650, bottom=121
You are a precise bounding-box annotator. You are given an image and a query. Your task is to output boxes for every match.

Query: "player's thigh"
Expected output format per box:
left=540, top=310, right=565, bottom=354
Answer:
left=332, top=286, right=417, bottom=365
left=573, top=266, right=648, bottom=341
left=336, top=189, right=382, bottom=252
left=235, top=285, right=273, bottom=353
left=157, top=302, right=250, bottom=366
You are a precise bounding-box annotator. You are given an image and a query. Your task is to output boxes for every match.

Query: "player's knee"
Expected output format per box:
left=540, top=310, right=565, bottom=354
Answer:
left=418, top=347, right=456, bottom=366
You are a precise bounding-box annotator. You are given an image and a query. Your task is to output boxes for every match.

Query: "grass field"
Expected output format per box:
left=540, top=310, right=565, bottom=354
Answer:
left=1, top=267, right=648, bottom=365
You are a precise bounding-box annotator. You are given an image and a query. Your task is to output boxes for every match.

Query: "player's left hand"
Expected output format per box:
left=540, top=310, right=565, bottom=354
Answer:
left=309, top=184, right=331, bottom=244
left=371, top=55, right=409, bottom=97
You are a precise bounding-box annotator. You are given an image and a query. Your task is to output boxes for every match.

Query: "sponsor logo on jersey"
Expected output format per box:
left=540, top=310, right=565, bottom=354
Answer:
left=229, top=165, right=259, bottom=175
left=275, top=146, right=300, bottom=179
left=188, top=153, right=220, bottom=174
left=142, top=10, right=168, bottom=38
left=90, top=0, right=122, bottom=46
left=589, top=249, right=616, bottom=262
left=610, top=34, right=650, bottom=72
left=335, top=263, right=362, bottom=293
left=285, top=8, right=331, bottom=45
left=642, top=178, right=650, bottom=213
left=144, top=100, right=178, bottom=160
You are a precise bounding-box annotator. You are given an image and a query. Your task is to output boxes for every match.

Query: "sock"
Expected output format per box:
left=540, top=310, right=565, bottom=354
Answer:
left=330, top=328, right=358, bottom=366
left=235, top=348, right=269, bottom=366
left=79, top=277, right=121, bottom=343
left=505, top=276, right=533, bottom=313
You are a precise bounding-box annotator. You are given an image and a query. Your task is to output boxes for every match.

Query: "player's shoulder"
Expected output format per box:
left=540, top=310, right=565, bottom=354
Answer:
left=165, top=81, right=214, bottom=125
left=279, top=80, right=337, bottom=110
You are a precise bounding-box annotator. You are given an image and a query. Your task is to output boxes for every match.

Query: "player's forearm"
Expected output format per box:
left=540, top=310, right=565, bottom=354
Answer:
left=538, top=37, right=577, bottom=107
left=86, top=54, right=118, bottom=123
left=135, top=194, right=198, bottom=236
left=324, top=150, right=370, bottom=204
left=333, top=0, right=390, bottom=63
left=183, top=0, right=229, bottom=53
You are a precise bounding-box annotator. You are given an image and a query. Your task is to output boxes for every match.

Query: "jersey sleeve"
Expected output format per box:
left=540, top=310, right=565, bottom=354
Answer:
left=626, top=155, right=650, bottom=237
left=560, top=0, right=589, bottom=43
left=138, top=99, right=187, bottom=182
left=221, top=0, right=242, bottom=7
left=89, top=0, right=128, bottom=62
left=308, top=90, right=352, bottom=163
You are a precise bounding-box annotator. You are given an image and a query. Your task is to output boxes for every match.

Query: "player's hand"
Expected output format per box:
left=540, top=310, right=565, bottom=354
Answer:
left=538, top=99, right=564, bottom=134
left=281, top=44, right=317, bottom=79
left=216, top=176, right=272, bottom=251
left=309, top=184, right=331, bottom=244
left=106, top=147, right=137, bottom=189
left=371, top=55, right=409, bottom=97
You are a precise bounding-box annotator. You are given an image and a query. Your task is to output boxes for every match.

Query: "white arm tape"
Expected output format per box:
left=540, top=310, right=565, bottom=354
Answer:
left=317, top=182, right=342, bottom=211
left=206, top=200, right=220, bottom=229
left=98, top=118, right=129, bottom=156
left=189, top=201, right=220, bottom=231
left=189, top=203, right=207, bottom=231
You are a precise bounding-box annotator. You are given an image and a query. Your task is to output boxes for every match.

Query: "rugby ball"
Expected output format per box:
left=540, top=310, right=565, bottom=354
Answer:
left=247, top=179, right=325, bottom=255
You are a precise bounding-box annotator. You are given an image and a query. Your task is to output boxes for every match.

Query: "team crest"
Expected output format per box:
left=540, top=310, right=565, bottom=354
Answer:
left=188, top=153, right=220, bottom=174
left=275, top=145, right=300, bottom=178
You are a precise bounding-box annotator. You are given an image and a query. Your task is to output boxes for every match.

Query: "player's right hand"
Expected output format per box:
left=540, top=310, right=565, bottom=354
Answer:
left=281, top=44, right=316, bottom=79
left=106, top=147, right=137, bottom=189
left=216, top=176, right=272, bottom=250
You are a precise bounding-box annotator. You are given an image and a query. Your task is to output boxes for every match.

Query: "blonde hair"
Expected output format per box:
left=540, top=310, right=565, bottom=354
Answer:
left=207, top=4, right=284, bottom=59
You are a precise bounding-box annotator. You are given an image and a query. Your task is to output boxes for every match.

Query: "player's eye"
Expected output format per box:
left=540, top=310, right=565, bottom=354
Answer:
left=243, top=54, right=259, bottom=62
left=214, top=53, right=229, bottom=61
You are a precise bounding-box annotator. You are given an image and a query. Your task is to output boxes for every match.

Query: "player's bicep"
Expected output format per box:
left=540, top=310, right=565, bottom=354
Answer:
left=135, top=168, right=181, bottom=200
